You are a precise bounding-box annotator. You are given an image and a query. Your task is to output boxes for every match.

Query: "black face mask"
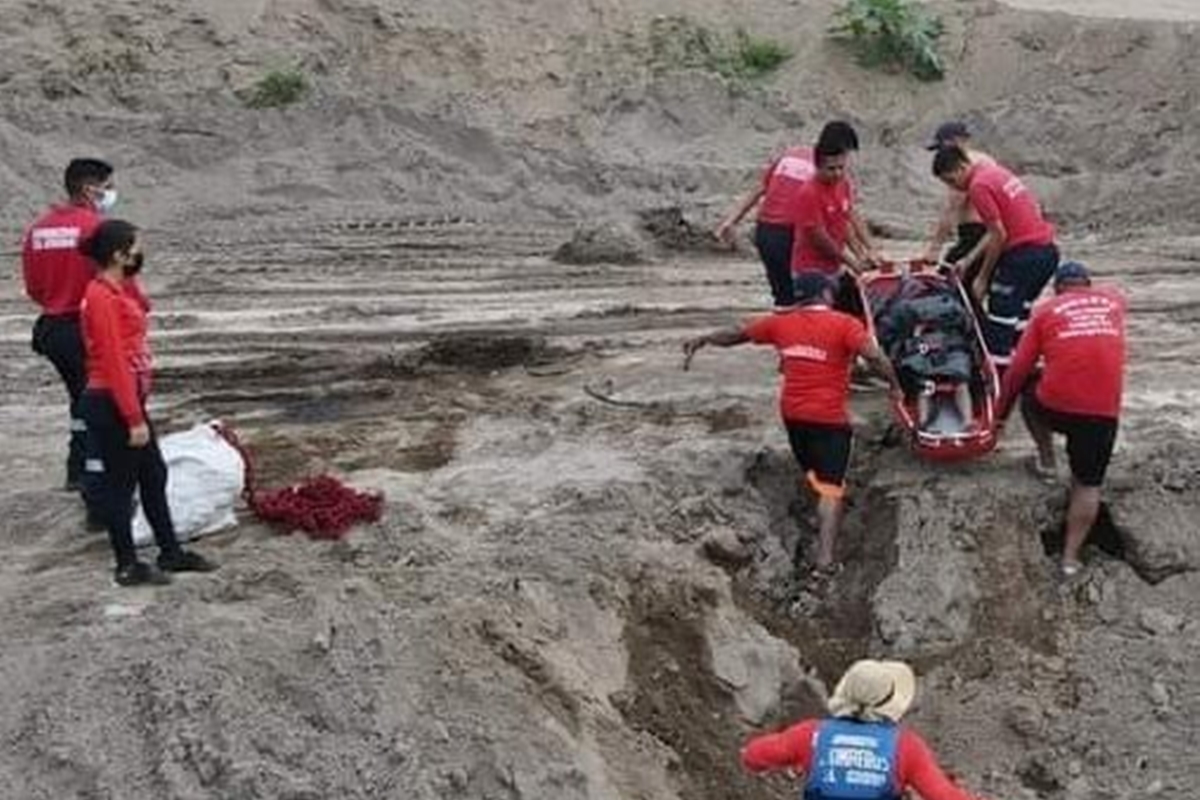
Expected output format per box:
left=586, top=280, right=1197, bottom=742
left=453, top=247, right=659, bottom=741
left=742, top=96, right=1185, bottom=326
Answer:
left=123, top=252, right=145, bottom=277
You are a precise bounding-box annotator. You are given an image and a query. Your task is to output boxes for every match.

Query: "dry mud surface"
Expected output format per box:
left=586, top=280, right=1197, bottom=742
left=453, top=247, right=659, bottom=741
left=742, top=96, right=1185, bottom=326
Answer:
left=0, top=1, right=1199, bottom=800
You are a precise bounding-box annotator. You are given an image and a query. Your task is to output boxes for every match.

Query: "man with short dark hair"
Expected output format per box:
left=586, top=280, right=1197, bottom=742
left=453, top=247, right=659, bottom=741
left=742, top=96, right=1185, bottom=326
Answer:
left=920, top=122, right=995, bottom=277
left=932, top=146, right=1058, bottom=369
left=22, top=158, right=121, bottom=499
left=996, top=262, right=1126, bottom=579
left=791, top=141, right=880, bottom=318
left=682, top=272, right=902, bottom=571
left=791, top=142, right=868, bottom=277
left=715, top=122, right=868, bottom=310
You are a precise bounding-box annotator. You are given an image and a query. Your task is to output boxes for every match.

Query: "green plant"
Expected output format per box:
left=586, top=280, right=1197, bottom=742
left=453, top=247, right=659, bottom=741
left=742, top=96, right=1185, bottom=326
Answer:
left=648, top=17, right=791, bottom=81
left=829, top=0, right=945, bottom=81
left=245, top=67, right=309, bottom=109
left=732, top=30, right=792, bottom=77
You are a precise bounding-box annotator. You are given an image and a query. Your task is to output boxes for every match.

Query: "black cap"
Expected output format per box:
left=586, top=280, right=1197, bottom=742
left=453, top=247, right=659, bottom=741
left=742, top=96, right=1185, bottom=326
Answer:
left=794, top=271, right=833, bottom=302
left=1053, top=261, right=1091, bottom=286
left=925, top=121, right=971, bottom=151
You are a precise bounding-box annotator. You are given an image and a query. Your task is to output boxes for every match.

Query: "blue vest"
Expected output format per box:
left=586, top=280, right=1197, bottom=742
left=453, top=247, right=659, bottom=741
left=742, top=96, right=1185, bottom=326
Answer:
left=803, top=718, right=901, bottom=800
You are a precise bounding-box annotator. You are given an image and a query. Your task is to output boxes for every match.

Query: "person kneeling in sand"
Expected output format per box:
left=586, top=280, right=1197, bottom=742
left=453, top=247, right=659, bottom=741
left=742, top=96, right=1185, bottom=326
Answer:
left=741, top=659, right=991, bottom=800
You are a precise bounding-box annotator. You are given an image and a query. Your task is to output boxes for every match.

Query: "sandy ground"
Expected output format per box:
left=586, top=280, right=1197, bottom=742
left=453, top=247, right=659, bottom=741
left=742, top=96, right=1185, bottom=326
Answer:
left=1, top=1, right=1199, bottom=799
left=2, top=217, right=1198, bottom=799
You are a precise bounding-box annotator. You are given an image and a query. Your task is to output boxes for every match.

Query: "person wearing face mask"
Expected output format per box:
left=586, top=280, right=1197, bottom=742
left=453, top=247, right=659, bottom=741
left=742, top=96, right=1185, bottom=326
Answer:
left=21, top=158, right=148, bottom=506
left=79, top=220, right=217, bottom=587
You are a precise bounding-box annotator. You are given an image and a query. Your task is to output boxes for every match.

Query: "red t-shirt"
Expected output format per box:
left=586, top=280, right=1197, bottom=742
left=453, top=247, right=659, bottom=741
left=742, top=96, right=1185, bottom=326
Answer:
left=1000, top=287, right=1126, bottom=419
left=82, top=277, right=153, bottom=427
left=966, top=163, right=1055, bottom=250
left=758, top=146, right=816, bottom=226
left=744, top=306, right=868, bottom=425
left=790, top=178, right=854, bottom=274
left=742, top=719, right=984, bottom=800
left=21, top=203, right=103, bottom=316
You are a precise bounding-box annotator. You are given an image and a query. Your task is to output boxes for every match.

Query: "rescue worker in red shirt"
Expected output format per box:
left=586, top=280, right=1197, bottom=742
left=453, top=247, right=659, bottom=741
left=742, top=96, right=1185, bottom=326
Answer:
left=920, top=122, right=996, bottom=291
left=932, top=146, right=1059, bottom=370
left=79, top=220, right=217, bottom=587
left=682, top=272, right=901, bottom=571
left=791, top=140, right=880, bottom=318
left=21, top=158, right=120, bottom=496
left=997, top=262, right=1126, bottom=579
left=741, top=659, right=988, bottom=800
left=715, top=122, right=875, bottom=310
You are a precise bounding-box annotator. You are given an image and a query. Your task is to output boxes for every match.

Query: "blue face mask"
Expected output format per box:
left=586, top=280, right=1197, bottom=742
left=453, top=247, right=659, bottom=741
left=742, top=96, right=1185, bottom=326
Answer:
left=94, top=189, right=119, bottom=214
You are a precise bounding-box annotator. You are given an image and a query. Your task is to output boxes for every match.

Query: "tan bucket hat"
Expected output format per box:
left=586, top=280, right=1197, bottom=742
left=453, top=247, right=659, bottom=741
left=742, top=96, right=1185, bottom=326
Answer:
left=827, top=659, right=917, bottom=723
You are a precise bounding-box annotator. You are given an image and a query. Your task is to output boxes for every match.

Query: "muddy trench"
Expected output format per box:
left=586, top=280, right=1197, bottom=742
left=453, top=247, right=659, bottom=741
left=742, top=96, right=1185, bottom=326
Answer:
left=14, top=313, right=1192, bottom=800
left=607, top=413, right=1197, bottom=800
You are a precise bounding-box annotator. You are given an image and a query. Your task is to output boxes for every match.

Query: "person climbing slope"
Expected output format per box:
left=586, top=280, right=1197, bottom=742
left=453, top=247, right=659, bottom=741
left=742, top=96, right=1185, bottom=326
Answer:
left=996, top=261, right=1127, bottom=579
left=741, top=659, right=990, bottom=800
left=682, top=272, right=901, bottom=572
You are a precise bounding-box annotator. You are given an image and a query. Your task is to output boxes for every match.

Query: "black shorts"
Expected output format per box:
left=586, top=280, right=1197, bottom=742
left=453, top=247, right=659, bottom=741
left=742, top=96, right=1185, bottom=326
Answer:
left=785, top=422, right=853, bottom=498
left=753, top=222, right=795, bottom=309
left=1022, top=391, right=1118, bottom=487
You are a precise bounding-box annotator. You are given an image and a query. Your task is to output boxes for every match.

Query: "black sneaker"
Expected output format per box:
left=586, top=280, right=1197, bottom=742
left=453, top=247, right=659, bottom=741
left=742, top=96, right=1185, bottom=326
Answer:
left=157, top=550, right=219, bottom=574
left=115, top=562, right=172, bottom=587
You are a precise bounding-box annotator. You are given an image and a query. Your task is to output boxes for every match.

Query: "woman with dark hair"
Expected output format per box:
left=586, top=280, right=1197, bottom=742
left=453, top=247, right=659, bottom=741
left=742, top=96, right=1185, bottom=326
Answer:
left=79, top=220, right=217, bottom=586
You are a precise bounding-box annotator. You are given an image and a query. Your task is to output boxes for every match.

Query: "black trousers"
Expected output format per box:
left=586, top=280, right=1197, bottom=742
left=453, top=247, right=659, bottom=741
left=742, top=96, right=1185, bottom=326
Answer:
left=753, top=222, right=796, bottom=308
left=31, top=314, right=91, bottom=489
left=79, top=391, right=183, bottom=569
left=981, top=243, right=1059, bottom=365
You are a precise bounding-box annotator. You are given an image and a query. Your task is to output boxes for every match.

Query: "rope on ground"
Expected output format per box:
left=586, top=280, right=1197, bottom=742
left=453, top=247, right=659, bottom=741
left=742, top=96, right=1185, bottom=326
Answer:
left=215, top=424, right=383, bottom=540
left=582, top=379, right=720, bottom=419
left=583, top=380, right=669, bottom=410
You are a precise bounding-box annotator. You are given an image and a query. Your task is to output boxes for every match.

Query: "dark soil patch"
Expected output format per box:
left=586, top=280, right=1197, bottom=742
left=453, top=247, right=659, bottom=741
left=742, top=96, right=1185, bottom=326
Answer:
left=638, top=206, right=725, bottom=254
left=416, top=334, right=556, bottom=372
left=552, top=224, right=646, bottom=265
left=613, top=576, right=795, bottom=800
left=1039, top=502, right=1126, bottom=562
left=730, top=447, right=900, bottom=686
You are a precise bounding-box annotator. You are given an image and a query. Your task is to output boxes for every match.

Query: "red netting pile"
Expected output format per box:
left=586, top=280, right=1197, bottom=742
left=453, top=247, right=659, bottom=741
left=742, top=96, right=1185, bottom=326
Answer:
left=215, top=425, right=383, bottom=539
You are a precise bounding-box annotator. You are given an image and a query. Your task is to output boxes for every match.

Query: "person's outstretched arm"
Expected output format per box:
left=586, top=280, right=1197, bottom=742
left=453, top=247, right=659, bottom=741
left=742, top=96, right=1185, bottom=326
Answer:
left=682, top=327, right=751, bottom=371
left=848, top=210, right=882, bottom=267
left=899, top=730, right=988, bottom=800
left=716, top=187, right=766, bottom=244
left=996, top=312, right=1044, bottom=421
left=741, top=720, right=817, bottom=774
left=923, top=190, right=968, bottom=262
left=963, top=184, right=1007, bottom=301
left=859, top=336, right=904, bottom=401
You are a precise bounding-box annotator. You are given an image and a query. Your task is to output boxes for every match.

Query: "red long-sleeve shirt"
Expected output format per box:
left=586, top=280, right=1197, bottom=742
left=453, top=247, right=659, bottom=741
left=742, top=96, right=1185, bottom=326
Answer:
left=742, top=719, right=985, bottom=800
left=999, top=287, right=1126, bottom=420
left=82, top=276, right=152, bottom=428
left=21, top=203, right=103, bottom=315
